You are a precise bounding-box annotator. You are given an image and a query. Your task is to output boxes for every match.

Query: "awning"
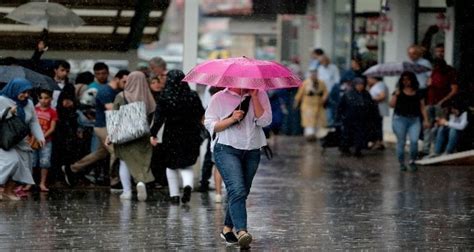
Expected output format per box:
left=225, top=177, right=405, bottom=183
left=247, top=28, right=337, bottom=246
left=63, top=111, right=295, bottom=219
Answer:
left=0, top=0, right=170, bottom=51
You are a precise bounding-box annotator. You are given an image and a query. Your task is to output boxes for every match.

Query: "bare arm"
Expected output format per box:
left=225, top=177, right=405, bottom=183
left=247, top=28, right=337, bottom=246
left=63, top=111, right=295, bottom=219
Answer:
left=43, top=120, right=56, bottom=139
left=438, top=84, right=459, bottom=106
left=214, top=111, right=244, bottom=133
left=389, top=90, right=399, bottom=108
left=250, top=90, right=263, bottom=118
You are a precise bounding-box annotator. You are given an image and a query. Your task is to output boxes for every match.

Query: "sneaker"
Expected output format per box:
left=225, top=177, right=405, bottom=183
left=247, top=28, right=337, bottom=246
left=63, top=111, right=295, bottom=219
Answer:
left=182, top=186, right=192, bottom=204
left=61, top=165, right=77, bottom=186
left=220, top=231, right=238, bottom=245
left=400, top=164, right=407, bottom=171
left=215, top=194, right=223, bottom=203
left=136, top=182, right=147, bottom=201
left=237, top=232, right=253, bottom=249
left=408, top=162, right=418, bottom=172
left=120, top=191, right=132, bottom=200
left=110, top=182, right=123, bottom=193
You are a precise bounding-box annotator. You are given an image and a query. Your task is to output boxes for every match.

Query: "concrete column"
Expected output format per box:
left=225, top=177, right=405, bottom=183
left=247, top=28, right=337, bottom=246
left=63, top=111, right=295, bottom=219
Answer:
left=183, top=0, right=199, bottom=77
left=382, top=0, right=416, bottom=63
left=444, top=6, right=455, bottom=66
left=314, top=0, right=335, bottom=57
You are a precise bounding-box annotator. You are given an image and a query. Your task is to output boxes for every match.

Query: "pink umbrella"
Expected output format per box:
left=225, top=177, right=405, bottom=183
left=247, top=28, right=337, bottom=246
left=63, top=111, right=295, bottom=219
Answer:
left=183, top=57, right=301, bottom=90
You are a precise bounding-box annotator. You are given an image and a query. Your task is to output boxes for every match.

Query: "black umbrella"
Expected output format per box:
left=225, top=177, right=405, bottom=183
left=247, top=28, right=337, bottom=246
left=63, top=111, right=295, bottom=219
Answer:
left=0, top=65, right=59, bottom=91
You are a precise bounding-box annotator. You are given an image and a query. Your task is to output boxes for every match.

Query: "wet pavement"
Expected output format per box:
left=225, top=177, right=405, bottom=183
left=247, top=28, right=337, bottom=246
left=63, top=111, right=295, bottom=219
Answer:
left=1, top=136, right=474, bottom=250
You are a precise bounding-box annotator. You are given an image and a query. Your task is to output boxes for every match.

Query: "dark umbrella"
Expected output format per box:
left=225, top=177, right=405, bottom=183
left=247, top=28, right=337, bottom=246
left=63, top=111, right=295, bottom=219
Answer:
left=0, top=65, right=59, bottom=91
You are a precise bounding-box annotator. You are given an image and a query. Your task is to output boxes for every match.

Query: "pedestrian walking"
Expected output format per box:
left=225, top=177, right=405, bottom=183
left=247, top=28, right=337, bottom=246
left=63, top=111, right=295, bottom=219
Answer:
left=205, top=87, right=272, bottom=248
left=294, top=69, right=328, bottom=141
left=0, top=78, right=45, bottom=200
left=110, top=71, right=156, bottom=201
left=390, top=71, right=430, bottom=171
left=367, top=76, right=390, bottom=150
left=150, top=70, right=205, bottom=204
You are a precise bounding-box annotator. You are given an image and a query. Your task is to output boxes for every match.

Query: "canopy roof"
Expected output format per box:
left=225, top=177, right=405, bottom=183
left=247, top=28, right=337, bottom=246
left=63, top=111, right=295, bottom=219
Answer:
left=0, top=0, right=170, bottom=51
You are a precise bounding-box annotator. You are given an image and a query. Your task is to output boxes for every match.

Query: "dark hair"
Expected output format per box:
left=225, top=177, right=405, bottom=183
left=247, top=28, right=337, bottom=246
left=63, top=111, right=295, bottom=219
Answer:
left=397, top=71, right=419, bottom=90
left=93, top=62, right=109, bottom=72
left=75, top=71, right=94, bottom=85
left=313, top=48, right=324, bottom=55
left=38, top=89, right=53, bottom=98
left=54, top=60, right=70, bottom=70
left=435, top=43, right=444, bottom=49
left=370, top=76, right=383, bottom=81
left=115, top=69, right=130, bottom=79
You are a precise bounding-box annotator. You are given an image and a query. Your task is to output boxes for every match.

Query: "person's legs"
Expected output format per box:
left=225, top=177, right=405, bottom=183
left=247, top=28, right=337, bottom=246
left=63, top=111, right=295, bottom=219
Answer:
left=198, top=138, right=213, bottom=191
left=445, top=128, right=460, bottom=154
left=422, top=106, right=436, bottom=154
left=214, top=167, right=223, bottom=202
left=166, top=168, right=180, bottom=197
left=180, top=166, right=194, bottom=203
left=214, top=144, right=248, bottom=233
left=70, top=127, right=109, bottom=172
left=241, top=149, right=261, bottom=196
left=179, top=167, right=194, bottom=189
left=434, top=126, right=448, bottom=154
left=119, top=160, right=132, bottom=199
left=39, top=142, right=53, bottom=191
left=392, top=115, right=408, bottom=165
left=407, top=118, right=421, bottom=163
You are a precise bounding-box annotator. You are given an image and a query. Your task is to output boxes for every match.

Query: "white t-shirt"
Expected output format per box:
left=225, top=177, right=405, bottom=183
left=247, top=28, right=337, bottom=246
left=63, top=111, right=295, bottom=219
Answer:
left=204, top=89, right=272, bottom=151
left=369, top=81, right=390, bottom=117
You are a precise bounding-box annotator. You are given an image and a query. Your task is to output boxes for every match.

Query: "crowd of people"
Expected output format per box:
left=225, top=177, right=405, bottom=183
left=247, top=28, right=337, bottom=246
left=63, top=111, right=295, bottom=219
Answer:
left=0, top=49, right=273, bottom=248
left=0, top=39, right=471, bottom=248
left=294, top=44, right=469, bottom=171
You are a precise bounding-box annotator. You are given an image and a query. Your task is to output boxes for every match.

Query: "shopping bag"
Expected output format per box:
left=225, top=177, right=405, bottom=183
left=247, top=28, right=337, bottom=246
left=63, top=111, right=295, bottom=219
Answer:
left=106, top=101, right=150, bottom=144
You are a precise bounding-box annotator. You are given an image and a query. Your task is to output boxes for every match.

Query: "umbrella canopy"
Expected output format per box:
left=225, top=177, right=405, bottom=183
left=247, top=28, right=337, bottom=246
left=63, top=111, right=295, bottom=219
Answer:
left=6, top=2, right=85, bottom=29
left=183, top=57, right=301, bottom=90
left=0, top=66, right=59, bottom=91
left=363, top=62, right=431, bottom=77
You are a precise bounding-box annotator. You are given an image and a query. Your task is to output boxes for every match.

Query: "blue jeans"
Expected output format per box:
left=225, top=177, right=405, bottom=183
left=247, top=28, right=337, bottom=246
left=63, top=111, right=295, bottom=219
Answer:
left=213, top=143, right=261, bottom=232
left=434, top=126, right=460, bottom=154
left=392, top=115, right=421, bottom=164
left=32, top=141, right=53, bottom=169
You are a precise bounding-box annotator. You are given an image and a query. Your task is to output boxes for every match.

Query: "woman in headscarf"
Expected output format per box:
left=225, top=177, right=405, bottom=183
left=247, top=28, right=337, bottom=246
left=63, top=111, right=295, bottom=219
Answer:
left=111, top=71, right=156, bottom=201
left=0, top=78, right=45, bottom=200
left=150, top=70, right=205, bottom=204
left=148, top=76, right=168, bottom=188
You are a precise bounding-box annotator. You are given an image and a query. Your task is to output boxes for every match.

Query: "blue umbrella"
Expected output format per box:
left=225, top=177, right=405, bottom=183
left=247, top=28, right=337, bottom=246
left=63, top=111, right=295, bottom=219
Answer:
left=0, top=65, right=59, bottom=91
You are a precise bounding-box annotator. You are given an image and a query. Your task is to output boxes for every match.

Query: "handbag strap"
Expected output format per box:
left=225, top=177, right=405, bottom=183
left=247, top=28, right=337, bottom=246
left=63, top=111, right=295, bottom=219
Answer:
left=2, top=107, right=12, bottom=120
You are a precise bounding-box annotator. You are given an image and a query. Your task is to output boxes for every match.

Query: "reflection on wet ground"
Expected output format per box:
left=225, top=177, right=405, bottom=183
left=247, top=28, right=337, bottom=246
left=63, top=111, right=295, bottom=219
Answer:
left=1, top=136, right=474, bottom=250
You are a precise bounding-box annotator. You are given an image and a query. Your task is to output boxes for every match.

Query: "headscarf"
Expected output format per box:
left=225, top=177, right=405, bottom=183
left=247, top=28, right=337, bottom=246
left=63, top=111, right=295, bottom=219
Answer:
left=0, top=77, right=32, bottom=121
left=160, top=69, right=192, bottom=111
left=123, top=71, right=156, bottom=114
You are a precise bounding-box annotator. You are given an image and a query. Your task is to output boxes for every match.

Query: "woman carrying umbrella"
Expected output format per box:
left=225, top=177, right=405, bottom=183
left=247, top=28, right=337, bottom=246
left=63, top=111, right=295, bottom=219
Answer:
left=0, top=78, right=45, bottom=200
left=205, top=87, right=272, bottom=248
left=185, top=57, right=298, bottom=248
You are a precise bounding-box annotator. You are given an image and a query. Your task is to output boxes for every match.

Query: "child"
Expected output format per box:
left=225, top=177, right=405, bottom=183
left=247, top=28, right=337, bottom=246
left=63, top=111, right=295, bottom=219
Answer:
left=434, top=102, right=468, bottom=155
left=33, top=89, right=58, bottom=191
